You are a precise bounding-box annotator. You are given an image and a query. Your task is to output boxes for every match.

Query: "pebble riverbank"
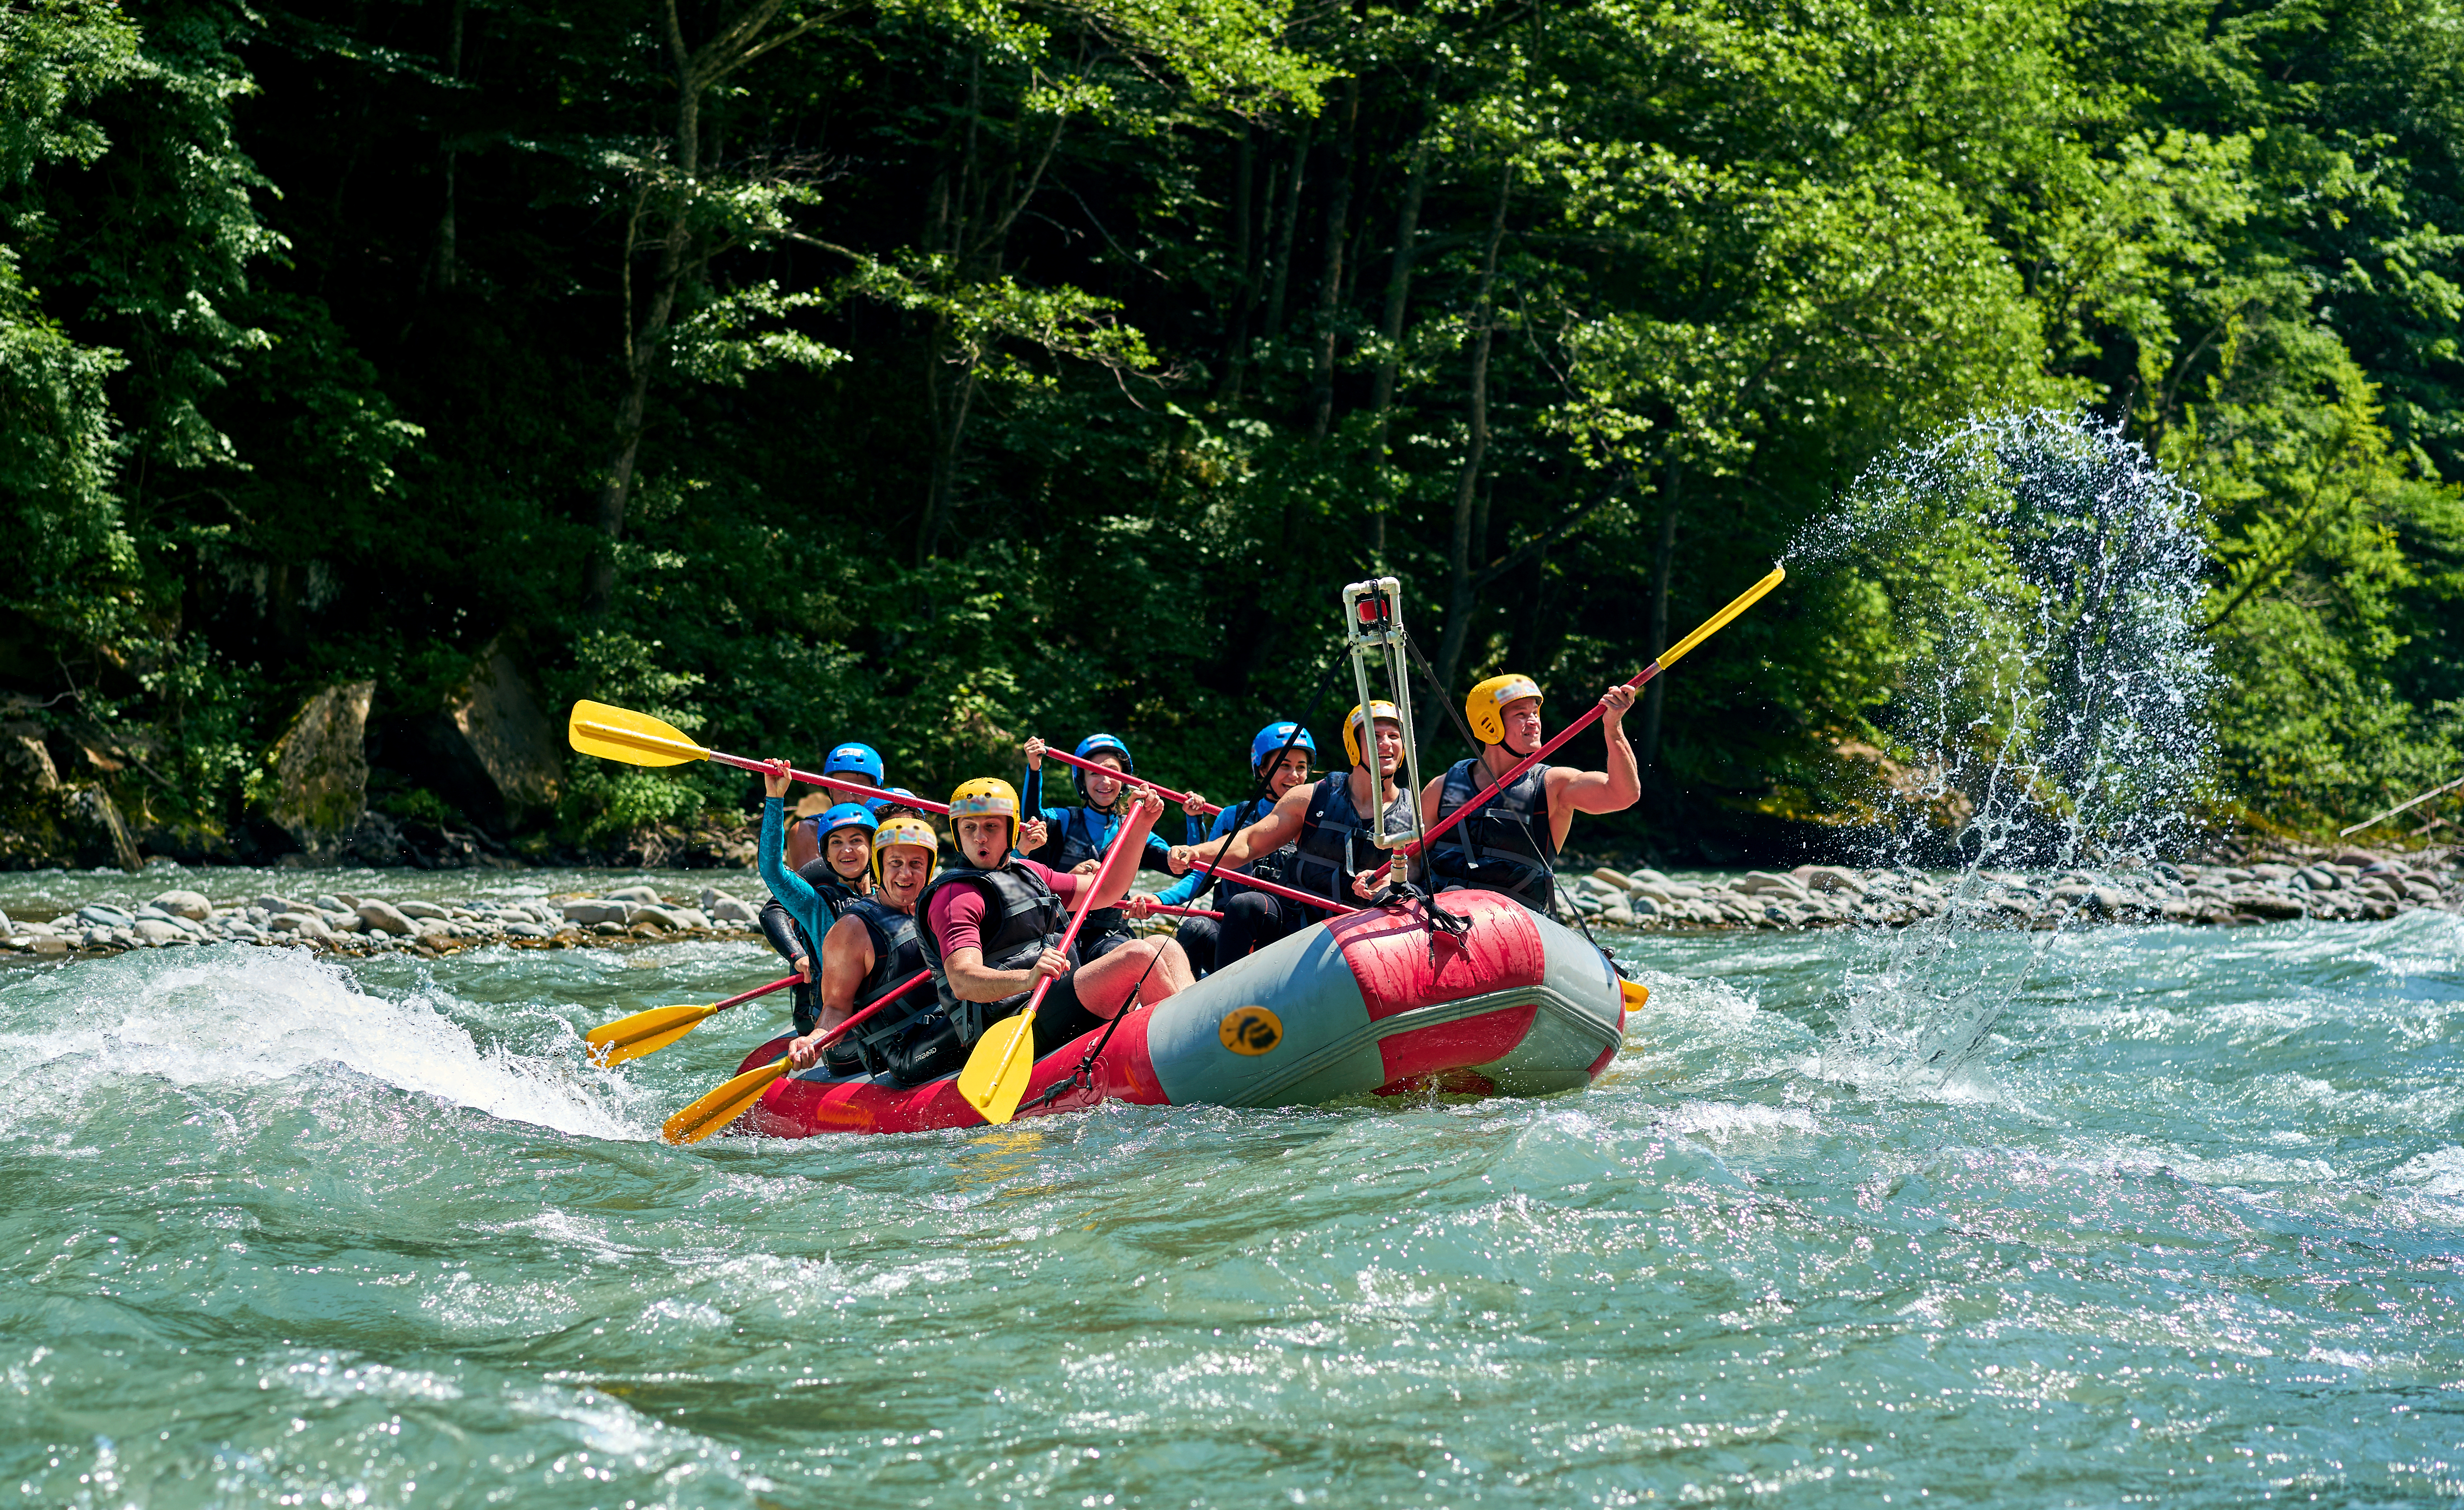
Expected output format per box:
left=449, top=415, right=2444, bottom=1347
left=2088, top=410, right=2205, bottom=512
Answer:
left=0, top=884, right=766, bottom=959
left=0, top=851, right=2451, bottom=962
left=1567, top=853, right=2462, bottom=929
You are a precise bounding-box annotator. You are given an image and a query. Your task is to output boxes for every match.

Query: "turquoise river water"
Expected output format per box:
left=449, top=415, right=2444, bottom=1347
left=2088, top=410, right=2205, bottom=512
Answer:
left=4, top=864, right=2463, bottom=1506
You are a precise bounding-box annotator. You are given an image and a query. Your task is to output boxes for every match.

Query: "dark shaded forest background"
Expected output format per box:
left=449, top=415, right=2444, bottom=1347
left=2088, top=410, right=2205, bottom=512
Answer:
left=3, top=0, right=2462, bottom=865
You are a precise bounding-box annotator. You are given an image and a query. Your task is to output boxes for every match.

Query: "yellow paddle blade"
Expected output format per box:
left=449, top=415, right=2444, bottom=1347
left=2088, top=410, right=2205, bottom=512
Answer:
left=958, top=1010, right=1038, bottom=1125
left=585, top=1001, right=722, bottom=1066
left=568, top=699, right=707, bottom=768
left=1656, top=564, right=1785, bottom=670
left=663, top=1054, right=792, bottom=1145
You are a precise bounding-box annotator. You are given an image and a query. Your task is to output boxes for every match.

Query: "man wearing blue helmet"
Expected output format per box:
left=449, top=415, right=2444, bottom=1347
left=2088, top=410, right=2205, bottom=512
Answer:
left=1018, top=732, right=1197, bottom=959
left=758, top=799, right=876, bottom=1034
left=1138, top=720, right=1317, bottom=974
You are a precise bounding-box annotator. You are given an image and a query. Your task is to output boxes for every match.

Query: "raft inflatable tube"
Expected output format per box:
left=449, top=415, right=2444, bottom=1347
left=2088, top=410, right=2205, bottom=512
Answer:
left=728, top=888, right=1636, bottom=1137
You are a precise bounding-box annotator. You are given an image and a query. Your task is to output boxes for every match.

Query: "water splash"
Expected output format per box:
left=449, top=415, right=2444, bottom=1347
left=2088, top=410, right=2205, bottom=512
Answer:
left=1801, top=410, right=2217, bottom=1092
left=0, top=945, right=650, bottom=1142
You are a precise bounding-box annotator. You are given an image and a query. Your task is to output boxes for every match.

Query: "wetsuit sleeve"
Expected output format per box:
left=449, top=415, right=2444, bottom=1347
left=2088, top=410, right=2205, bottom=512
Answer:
left=757, top=797, right=833, bottom=955
left=927, top=882, right=988, bottom=958
left=1021, top=761, right=1043, bottom=813
left=758, top=896, right=806, bottom=965
left=1141, top=829, right=1176, bottom=873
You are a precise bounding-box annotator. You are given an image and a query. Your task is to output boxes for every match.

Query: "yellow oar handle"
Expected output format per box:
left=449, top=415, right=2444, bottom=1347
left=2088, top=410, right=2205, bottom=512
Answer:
left=1654, top=564, right=1784, bottom=671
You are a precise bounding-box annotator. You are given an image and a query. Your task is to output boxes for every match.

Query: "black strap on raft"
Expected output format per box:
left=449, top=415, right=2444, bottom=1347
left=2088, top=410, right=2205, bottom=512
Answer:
left=1025, top=649, right=1352, bottom=1114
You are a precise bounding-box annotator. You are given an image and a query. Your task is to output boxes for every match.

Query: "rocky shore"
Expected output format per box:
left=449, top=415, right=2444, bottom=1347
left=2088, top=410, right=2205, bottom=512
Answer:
left=1568, top=853, right=2461, bottom=929
left=0, top=884, right=766, bottom=959
left=2, top=849, right=2453, bottom=964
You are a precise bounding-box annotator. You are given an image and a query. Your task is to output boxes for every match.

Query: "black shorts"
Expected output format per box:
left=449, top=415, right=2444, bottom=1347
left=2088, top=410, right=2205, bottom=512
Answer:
left=1029, top=967, right=1109, bottom=1058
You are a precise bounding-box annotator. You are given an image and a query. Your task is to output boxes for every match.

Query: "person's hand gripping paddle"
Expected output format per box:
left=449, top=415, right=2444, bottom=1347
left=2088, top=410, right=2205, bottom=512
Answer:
left=957, top=787, right=1162, bottom=1126
left=658, top=968, right=931, bottom=1145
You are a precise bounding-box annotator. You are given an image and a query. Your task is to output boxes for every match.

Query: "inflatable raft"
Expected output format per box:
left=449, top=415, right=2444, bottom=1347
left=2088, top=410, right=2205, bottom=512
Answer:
left=728, top=888, right=1638, bottom=1137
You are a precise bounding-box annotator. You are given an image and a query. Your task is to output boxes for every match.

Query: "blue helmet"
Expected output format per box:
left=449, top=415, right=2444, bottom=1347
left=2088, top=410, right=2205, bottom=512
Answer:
left=815, top=803, right=878, bottom=839
left=1072, top=733, right=1134, bottom=798
left=865, top=785, right=923, bottom=818
left=1248, top=720, right=1317, bottom=774
left=821, top=741, right=885, bottom=786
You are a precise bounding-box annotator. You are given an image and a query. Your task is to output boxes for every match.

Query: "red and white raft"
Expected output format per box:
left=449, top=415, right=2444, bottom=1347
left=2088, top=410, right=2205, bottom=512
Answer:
left=728, top=888, right=1638, bottom=1137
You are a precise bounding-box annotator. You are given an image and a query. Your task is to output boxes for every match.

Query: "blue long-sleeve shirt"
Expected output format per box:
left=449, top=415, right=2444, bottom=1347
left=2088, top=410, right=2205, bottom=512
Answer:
left=758, top=796, right=838, bottom=960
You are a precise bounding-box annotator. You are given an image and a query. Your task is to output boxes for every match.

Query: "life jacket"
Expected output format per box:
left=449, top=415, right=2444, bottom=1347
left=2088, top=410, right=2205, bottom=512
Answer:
left=835, top=896, right=937, bottom=1070
left=1428, top=757, right=1558, bottom=913
left=914, top=859, right=1076, bottom=1045
left=777, top=862, right=867, bottom=1034
left=1050, top=804, right=1138, bottom=939
left=1288, top=772, right=1416, bottom=902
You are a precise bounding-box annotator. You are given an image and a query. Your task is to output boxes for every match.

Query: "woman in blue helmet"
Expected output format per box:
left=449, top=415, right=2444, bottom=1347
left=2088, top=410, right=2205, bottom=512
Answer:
left=1018, top=732, right=1195, bottom=959
left=1138, top=721, right=1317, bottom=974
left=758, top=800, right=878, bottom=1035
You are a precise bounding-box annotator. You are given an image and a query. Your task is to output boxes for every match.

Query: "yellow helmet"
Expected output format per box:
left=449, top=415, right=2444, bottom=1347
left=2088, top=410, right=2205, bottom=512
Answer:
left=871, top=815, right=940, bottom=880
left=1342, top=700, right=1403, bottom=767
left=947, top=778, right=1022, bottom=848
left=1466, top=674, right=1543, bottom=746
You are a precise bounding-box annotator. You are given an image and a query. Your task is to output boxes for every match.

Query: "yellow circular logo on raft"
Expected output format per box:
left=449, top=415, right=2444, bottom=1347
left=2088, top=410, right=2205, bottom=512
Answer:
left=1218, top=1005, right=1283, bottom=1056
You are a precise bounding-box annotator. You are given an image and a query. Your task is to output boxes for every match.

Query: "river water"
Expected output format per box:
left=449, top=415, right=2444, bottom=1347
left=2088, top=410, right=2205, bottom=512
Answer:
left=4, top=864, right=2460, bottom=1507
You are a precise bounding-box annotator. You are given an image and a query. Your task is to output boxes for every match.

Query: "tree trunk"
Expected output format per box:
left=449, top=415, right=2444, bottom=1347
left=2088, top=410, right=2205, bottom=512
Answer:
left=1366, top=130, right=1429, bottom=557
left=1216, top=124, right=1259, bottom=400
left=1432, top=164, right=1513, bottom=692
left=436, top=0, right=465, bottom=289
left=1308, top=78, right=1361, bottom=442
left=1638, top=460, right=1680, bottom=768
left=1262, top=120, right=1309, bottom=337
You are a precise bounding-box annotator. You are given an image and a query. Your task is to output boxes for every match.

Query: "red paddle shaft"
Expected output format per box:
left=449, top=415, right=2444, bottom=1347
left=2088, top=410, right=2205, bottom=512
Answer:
left=1147, top=905, right=1223, bottom=920
left=759, top=967, right=933, bottom=1070
left=1035, top=745, right=1221, bottom=816
left=1015, top=801, right=1157, bottom=1022
left=715, top=974, right=801, bottom=1011
left=709, top=750, right=951, bottom=816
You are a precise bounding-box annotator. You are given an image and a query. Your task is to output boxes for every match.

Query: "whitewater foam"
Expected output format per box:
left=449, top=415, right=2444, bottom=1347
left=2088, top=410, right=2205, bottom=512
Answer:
left=0, top=945, right=648, bottom=1141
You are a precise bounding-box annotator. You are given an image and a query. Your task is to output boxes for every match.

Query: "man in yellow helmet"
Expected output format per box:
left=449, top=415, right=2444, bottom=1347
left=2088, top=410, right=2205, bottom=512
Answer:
left=1417, top=674, right=1639, bottom=914
left=781, top=814, right=943, bottom=1079
left=914, top=776, right=1194, bottom=1072
left=1167, top=703, right=1414, bottom=926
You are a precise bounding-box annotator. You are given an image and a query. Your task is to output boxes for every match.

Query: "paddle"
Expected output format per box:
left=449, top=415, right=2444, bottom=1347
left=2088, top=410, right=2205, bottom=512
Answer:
left=586, top=973, right=799, bottom=1066
left=1035, top=744, right=1222, bottom=816
left=1148, top=905, right=1223, bottom=920
left=660, top=968, right=932, bottom=1145
left=1367, top=564, right=1786, bottom=888
left=957, top=791, right=1161, bottom=1127
left=568, top=701, right=953, bottom=815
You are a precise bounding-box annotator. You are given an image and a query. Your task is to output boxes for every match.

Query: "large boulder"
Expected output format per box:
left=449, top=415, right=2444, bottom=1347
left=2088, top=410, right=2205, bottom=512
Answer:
left=58, top=783, right=142, bottom=871
left=441, top=638, right=561, bottom=818
left=261, top=681, right=376, bottom=857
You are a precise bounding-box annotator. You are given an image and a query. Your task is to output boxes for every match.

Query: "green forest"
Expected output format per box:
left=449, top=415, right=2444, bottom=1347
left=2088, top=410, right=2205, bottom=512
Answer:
left=2, top=0, right=2462, bottom=867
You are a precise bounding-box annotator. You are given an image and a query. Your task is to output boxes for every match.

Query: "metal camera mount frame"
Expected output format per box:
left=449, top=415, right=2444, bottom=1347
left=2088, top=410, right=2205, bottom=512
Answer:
left=1339, top=577, right=1430, bottom=853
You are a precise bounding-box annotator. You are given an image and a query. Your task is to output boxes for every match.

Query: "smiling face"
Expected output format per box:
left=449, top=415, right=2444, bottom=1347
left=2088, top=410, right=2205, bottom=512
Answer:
left=1262, top=748, right=1313, bottom=798
left=1370, top=719, right=1403, bottom=778
left=1497, top=696, right=1544, bottom=757
left=954, top=813, right=1012, bottom=868
left=877, top=844, right=933, bottom=906
left=1080, top=752, right=1125, bottom=807
left=825, top=825, right=872, bottom=881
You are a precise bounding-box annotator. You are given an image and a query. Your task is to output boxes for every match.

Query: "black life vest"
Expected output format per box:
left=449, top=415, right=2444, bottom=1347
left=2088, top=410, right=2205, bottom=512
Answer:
left=835, top=895, right=937, bottom=1066
left=914, top=860, right=1076, bottom=1044
left=1429, top=757, right=1558, bottom=912
left=1051, top=805, right=1137, bottom=939
left=1288, top=772, right=1416, bottom=902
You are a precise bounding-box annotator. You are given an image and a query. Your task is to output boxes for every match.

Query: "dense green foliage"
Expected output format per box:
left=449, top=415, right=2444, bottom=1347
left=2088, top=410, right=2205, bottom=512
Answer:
left=2, top=0, right=2460, bottom=858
